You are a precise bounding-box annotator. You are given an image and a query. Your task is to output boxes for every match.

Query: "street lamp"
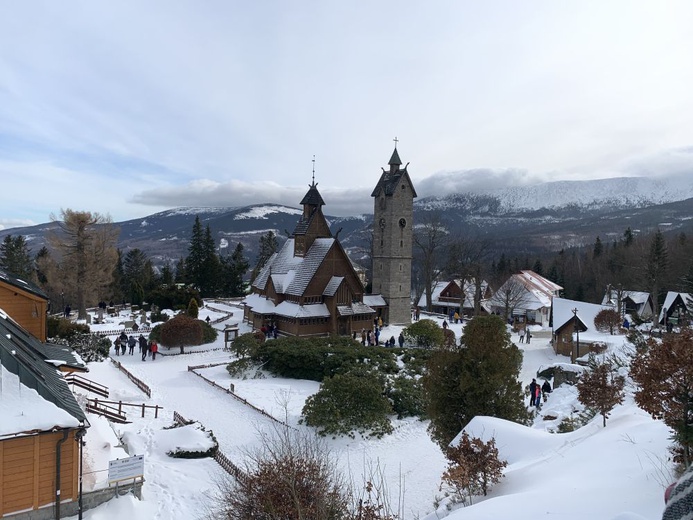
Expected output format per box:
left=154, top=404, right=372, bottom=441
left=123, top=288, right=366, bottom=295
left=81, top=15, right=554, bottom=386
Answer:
left=572, top=307, right=580, bottom=362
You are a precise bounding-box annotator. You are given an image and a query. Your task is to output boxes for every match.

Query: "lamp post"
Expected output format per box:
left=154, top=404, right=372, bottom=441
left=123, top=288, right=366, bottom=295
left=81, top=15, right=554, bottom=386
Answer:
left=572, top=307, right=580, bottom=362
left=76, top=423, right=86, bottom=520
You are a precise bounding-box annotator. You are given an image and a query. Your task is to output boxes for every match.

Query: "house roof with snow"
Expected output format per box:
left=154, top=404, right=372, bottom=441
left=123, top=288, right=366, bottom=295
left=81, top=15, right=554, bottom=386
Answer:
left=0, top=308, right=86, bottom=436
left=601, top=289, right=652, bottom=306
left=490, top=270, right=562, bottom=311
left=0, top=267, right=47, bottom=300
left=417, top=278, right=490, bottom=309
left=658, top=291, right=692, bottom=323
left=553, top=297, right=613, bottom=333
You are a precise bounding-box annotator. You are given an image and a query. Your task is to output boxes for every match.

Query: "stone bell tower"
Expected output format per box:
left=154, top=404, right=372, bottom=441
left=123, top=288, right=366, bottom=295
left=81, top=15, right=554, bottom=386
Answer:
left=370, top=143, right=417, bottom=325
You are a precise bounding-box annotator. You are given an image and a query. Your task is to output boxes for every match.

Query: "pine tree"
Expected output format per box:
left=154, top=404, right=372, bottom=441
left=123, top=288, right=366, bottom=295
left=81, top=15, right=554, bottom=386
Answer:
left=185, top=216, right=205, bottom=290
left=0, top=234, right=33, bottom=280
left=220, top=242, right=249, bottom=296
left=576, top=360, right=625, bottom=427
left=423, top=315, right=526, bottom=448
left=593, top=236, right=603, bottom=258
left=250, top=231, right=278, bottom=283
left=199, top=224, right=221, bottom=296
left=645, top=229, right=669, bottom=322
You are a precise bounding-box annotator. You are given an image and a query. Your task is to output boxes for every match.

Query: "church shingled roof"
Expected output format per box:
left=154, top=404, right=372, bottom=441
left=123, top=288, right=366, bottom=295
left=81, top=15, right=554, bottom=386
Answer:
left=389, top=147, right=402, bottom=166
left=299, top=183, right=325, bottom=206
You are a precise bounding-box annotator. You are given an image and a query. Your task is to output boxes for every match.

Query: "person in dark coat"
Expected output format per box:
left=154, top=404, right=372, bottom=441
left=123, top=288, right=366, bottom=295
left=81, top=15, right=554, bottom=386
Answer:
left=542, top=380, right=552, bottom=401
left=398, top=332, right=404, bottom=348
left=529, top=379, right=538, bottom=407
left=114, top=337, right=121, bottom=356
left=142, top=340, right=149, bottom=361
left=128, top=335, right=136, bottom=355
left=138, top=334, right=147, bottom=354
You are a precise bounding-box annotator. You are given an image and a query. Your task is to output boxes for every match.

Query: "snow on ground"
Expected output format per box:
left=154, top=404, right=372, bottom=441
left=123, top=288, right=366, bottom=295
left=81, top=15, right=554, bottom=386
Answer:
left=67, top=308, right=673, bottom=519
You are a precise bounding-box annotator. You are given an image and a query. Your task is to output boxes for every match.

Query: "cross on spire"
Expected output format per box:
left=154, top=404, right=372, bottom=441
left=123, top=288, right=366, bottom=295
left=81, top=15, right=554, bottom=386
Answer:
left=393, top=136, right=399, bottom=148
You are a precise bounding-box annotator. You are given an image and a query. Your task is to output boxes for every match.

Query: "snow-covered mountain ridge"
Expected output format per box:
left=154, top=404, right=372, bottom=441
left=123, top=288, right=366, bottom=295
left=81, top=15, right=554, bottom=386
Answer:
left=418, top=175, right=693, bottom=213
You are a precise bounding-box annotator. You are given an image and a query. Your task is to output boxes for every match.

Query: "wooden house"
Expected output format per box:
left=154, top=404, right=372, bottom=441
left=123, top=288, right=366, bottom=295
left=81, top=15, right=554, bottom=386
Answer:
left=0, top=308, right=88, bottom=519
left=658, top=291, right=692, bottom=327
left=601, top=288, right=653, bottom=320
left=489, top=270, right=562, bottom=326
left=0, top=268, right=49, bottom=342
left=244, top=181, right=376, bottom=337
left=552, top=297, right=613, bottom=361
left=417, top=278, right=492, bottom=317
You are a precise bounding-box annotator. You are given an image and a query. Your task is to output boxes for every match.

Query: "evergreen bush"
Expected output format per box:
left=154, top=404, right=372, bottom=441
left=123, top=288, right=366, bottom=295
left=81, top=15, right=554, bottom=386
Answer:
left=402, top=319, right=444, bottom=349
left=302, top=372, right=394, bottom=438
left=47, top=317, right=90, bottom=340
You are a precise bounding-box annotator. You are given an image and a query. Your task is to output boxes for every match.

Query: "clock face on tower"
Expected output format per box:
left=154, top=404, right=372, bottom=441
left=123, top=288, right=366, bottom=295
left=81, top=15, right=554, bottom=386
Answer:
left=399, top=218, right=407, bottom=228
left=379, top=218, right=386, bottom=229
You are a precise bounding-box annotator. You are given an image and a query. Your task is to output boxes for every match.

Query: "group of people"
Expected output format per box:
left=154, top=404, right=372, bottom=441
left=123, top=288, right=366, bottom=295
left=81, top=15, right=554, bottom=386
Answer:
left=113, top=332, right=158, bottom=361
left=448, top=309, right=461, bottom=324
left=518, top=328, right=532, bottom=343
left=260, top=321, right=279, bottom=339
left=528, top=378, right=552, bottom=407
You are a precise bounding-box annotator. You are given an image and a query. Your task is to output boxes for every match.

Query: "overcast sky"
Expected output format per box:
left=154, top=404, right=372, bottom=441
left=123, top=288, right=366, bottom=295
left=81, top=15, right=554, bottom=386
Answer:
left=1, top=1, right=692, bottom=229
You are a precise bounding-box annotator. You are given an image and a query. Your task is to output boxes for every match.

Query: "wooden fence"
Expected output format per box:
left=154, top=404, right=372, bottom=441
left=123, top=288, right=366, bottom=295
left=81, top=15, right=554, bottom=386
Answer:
left=65, top=373, right=109, bottom=398
left=187, top=364, right=292, bottom=429
left=172, top=410, right=246, bottom=482
left=110, top=359, right=152, bottom=397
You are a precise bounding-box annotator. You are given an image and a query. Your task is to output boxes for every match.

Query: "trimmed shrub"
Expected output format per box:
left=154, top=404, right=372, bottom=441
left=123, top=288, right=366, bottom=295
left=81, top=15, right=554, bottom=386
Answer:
left=387, top=374, right=425, bottom=419
left=159, top=314, right=204, bottom=353
left=402, top=319, right=444, bottom=349
left=200, top=320, right=218, bottom=343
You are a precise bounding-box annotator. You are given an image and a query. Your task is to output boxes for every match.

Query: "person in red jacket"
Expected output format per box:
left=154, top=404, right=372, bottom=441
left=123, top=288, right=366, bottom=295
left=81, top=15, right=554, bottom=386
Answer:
left=150, top=341, right=158, bottom=360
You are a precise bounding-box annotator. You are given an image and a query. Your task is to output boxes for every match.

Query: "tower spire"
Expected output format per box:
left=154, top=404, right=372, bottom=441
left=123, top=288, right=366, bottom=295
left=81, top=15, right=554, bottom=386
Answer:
left=311, top=155, right=316, bottom=186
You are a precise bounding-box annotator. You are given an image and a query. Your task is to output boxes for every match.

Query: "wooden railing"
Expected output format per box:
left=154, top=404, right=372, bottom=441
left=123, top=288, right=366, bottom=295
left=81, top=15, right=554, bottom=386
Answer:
left=65, top=373, right=109, bottom=398
left=88, top=398, right=162, bottom=419
left=173, top=410, right=246, bottom=482
left=110, top=359, right=152, bottom=397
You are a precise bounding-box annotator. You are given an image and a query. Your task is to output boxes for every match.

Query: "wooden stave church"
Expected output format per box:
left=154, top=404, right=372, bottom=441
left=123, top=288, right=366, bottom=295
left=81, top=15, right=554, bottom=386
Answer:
left=243, top=178, right=376, bottom=337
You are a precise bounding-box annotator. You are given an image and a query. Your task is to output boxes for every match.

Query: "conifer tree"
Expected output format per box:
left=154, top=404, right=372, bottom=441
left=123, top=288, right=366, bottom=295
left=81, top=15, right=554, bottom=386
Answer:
left=220, top=242, right=249, bottom=296
left=645, top=229, right=669, bottom=322
left=0, top=234, right=33, bottom=280
left=48, top=209, right=119, bottom=320
left=423, top=315, right=526, bottom=448
left=250, top=231, right=278, bottom=283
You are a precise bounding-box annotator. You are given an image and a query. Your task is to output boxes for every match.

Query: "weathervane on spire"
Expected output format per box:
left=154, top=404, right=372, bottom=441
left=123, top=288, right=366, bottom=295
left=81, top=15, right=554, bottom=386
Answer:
left=311, top=155, right=316, bottom=187
left=393, top=136, right=399, bottom=149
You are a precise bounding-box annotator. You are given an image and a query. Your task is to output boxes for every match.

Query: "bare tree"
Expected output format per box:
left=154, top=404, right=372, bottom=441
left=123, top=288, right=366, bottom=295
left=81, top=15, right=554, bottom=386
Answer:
left=446, top=235, right=491, bottom=317
left=490, top=276, right=533, bottom=322
left=48, top=209, right=119, bottom=320
left=413, top=213, right=448, bottom=312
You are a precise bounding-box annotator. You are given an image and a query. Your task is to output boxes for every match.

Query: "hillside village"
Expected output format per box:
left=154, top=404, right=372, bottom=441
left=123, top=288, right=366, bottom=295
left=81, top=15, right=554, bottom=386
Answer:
left=0, top=149, right=691, bottom=519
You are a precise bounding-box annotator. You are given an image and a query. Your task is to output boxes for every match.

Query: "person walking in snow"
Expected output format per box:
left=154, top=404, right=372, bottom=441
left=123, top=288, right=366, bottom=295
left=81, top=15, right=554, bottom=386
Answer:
left=526, top=330, right=531, bottom=344
left=398, top=332, right=404, bottom=348
left=150, top=341, right=158, bottom=360
left=142, top=340, right=149, bottom=361
left=138, top=334, right=147, bottom=354
left=114, top=337, right=121, bottom=356
left=128, top=335, right=136, bottom=355
left=519, top=329, right=525, bottom=343
left=361, top=329, right=366, bottom=346
left=542, top=380, right=552, bottom=402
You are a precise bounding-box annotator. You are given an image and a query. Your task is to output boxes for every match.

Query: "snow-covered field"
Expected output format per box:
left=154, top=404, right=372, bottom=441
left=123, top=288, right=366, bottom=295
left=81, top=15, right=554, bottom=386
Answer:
left=68, top=306, right=673, bottom=519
